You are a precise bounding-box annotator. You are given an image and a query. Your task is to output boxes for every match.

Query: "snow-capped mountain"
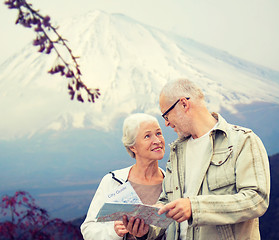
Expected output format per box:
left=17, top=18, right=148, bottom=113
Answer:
left=1, top=10, right=279, bottom=220
left=0, top=10, right=279, bottom=140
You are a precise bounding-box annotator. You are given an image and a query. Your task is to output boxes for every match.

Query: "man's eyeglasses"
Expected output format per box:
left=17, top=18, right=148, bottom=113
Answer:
left=162, top=97, right=190, bottom=121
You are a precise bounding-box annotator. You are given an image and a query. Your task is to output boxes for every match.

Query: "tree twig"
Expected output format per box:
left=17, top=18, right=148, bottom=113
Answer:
left=4, top=0, right=101, bottom=103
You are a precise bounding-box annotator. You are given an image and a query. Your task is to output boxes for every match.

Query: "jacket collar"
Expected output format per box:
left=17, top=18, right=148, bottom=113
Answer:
left=211, top=112, right=228, bottom=137
left=111, top=166, right=133, bottom=184
left=111, top=165, right=165, bottom=184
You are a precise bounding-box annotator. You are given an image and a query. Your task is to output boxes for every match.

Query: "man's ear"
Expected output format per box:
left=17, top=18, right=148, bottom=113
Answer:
left=180, top=97, right=190, bottom=111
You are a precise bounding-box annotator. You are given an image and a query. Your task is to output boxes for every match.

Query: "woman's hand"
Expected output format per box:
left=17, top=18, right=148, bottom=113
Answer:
left=114, top=221, right=129, bottom=237
left=123, top=215, right=149, bottom=237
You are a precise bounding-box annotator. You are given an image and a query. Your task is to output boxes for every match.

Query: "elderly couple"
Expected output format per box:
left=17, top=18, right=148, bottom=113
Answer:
left=81, top=79, right=270, bottom=240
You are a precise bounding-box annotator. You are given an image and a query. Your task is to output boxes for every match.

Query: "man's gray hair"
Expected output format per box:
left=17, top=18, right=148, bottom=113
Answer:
left=122, top=113, right=159, bottom=159
left=160, top=78, right=205, bottom=104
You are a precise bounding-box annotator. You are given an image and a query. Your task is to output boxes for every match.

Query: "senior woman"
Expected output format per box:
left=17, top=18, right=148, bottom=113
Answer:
left=81, top=113, right=166, bottom=240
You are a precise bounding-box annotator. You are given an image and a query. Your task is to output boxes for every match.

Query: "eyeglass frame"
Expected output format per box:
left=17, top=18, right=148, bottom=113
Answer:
left=162, top=97, right=190, bottom=121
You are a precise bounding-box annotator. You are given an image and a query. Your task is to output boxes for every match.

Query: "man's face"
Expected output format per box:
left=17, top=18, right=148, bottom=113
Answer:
left=159, top=95, right=191, bottom=138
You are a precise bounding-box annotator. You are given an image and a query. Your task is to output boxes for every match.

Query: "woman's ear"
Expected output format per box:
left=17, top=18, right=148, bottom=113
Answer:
left=130, top=146, right=136, bottom=154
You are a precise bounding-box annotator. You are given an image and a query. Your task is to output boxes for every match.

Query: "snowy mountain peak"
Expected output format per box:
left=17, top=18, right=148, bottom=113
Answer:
left=0, top=10, right=279, bottom=140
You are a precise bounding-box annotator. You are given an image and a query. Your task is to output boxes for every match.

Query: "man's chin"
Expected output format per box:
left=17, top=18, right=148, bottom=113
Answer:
left=177, top=132, right=184, bottom=139
left=178, top=135, right=185, bottom=140
left=177, top=131, right=190, bottom=140
left=173, top=128, right=189, bottom=139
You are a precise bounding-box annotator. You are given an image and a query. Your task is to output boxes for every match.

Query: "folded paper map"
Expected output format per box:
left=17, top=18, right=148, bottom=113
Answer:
left=106, top=181, right=142, bottom=204
left=96, top=202, right=173, bottom=229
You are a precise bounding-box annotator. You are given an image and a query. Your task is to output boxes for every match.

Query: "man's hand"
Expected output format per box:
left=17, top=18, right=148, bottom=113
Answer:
left=122, top=215, right=149, bottom=237
left=158, top=198, right=192, bottom=223
left=114, top=221, right=129, bottom=237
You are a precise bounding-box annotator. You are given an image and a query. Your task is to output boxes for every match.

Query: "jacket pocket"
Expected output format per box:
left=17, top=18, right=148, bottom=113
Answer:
left=164, top=164, right=173, bottom=194
left=207, top=147, right=235, bottom=192
left=162, top=162, right=175, bottom=204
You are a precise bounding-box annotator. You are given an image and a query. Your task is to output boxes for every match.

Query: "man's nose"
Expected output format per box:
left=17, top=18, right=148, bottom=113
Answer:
left=165, top=120, right=170, bottom=127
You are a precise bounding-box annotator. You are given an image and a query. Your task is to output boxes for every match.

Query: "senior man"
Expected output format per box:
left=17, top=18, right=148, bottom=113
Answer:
left=124, top=78, right=270, bottom=240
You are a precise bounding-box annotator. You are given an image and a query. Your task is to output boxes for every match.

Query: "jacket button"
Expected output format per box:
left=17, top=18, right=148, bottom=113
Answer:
left=176, top=186, right=179, bottom=190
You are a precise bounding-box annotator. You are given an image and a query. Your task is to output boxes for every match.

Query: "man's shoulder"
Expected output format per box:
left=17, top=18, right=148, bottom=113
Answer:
left=222, top=124, right=259, bottom=146
left=215, top=113, right=253, bottom=135
left=230, top=124, right=253, bottom=134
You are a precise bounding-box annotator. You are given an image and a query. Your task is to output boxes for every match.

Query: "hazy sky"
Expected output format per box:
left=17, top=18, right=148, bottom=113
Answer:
left=1, top=0, right=279, bottom=71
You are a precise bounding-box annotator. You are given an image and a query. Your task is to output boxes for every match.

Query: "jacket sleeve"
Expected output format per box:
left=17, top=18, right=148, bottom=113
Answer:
left=80, top=174, right=123, bottom=240
left=188, top=131, right=270, bottom=227
left=157, top=160, right=172, bottom=205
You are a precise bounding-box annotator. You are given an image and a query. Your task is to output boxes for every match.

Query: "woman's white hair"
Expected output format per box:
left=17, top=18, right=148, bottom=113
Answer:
left=122, top=113, right=159, bottom=158
left=160, top=78, right=205, bottom=105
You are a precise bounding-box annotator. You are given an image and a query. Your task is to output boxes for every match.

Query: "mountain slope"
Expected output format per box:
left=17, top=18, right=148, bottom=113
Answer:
left=0, top=10, right=279, bottom=140
left=1, top=10, right=279, bottom=221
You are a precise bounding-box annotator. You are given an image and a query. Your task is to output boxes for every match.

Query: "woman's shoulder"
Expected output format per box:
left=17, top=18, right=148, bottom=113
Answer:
left=111, top=165, right=132, bottom=175
left=159, top=167, right=166, bottom=176
left=102, top=165, right=133, bottom=184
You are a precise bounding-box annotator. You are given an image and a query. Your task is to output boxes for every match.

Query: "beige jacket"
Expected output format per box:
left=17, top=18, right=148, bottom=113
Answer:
left=147, top=113, right=270, bottom=240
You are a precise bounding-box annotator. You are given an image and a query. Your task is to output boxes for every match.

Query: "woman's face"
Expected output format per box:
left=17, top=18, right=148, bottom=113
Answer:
left=130, top=121, right=165, bottom=161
